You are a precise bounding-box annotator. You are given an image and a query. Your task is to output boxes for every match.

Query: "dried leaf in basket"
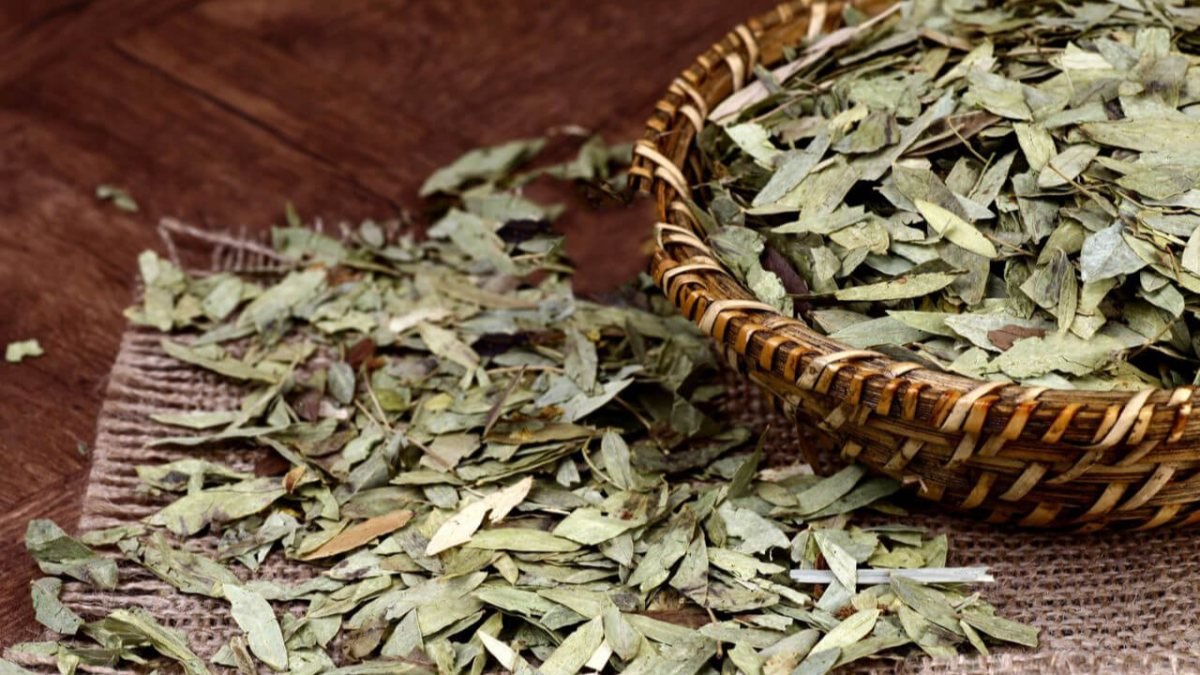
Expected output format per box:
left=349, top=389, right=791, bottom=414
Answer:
left=696, top=0, right=1200, bottom=390
left=5, top=130, right=1036, bottom=675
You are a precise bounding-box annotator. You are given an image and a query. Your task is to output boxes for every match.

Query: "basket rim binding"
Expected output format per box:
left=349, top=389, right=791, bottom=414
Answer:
left=630, top=0, right=1200, bottom=529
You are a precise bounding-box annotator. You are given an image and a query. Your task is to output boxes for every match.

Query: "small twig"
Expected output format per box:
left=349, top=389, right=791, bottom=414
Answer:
left=580, top=438, right=619, bottom=488
left=362, top=374, right=393, bottom=431
left=159, top=217, right=294, bottom=265
left=354, top=400, right=386, bottom=429
left=613, top=395, right=654, bottom=433
left=983, top=232, right=1033, bottom=256
left=790, top=567, right=995, bottom=585
left=483, top=366, right=527, bottom=438
left=486, top=365, right=564, bottom=375
left=949, top=122, right=989, bottom=164
left=1046, top=163, right=1116, bottom=217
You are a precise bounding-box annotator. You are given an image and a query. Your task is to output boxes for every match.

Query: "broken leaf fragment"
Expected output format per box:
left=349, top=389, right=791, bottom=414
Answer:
left=146, top=477, right=287, bottom=537
left=425, top=477, right=532, bottom=555
left=5, top=339, right=43, bottom=363
left=419, top=137, right=545, bottom=196
left=30, top=578, right=82, bottom=635
left=98, top=608, right=212, bottom=675
left=25, top=519, right=117, bottom=590
left=96, top=184, right=139, bottom=212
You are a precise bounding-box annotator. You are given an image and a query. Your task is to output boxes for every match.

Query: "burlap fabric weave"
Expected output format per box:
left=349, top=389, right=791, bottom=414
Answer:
left=7, top=230, right=1200, bottom=674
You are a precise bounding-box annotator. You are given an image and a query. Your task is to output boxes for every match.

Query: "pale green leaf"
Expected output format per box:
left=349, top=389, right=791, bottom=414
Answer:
left=25, top=519, right=117, bottom=590
left=224, top=585, right=288, bottom=671
left=5, top=339, right=43, bottom=363
left=834, top=272, right=958, bottom=302
left=465, top=528, right=580, bottom=552
left=914, top=199, right=996, bottom=258
left=30, top=578, right=82, bottom=635
left=420, top=138, right=545, bottom=195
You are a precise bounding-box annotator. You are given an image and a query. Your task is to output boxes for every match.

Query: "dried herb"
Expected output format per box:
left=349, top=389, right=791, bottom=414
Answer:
left=95, top=184, right=139, bottom=212
left=5, top=339, right=43, bottom=363
left=29, top=579, right=82, bottom=636
left=24, top=520, right=117, bottom=590
left=698, top=0, right=1200, bottom=390
left=223, top=584, right=288, bottom=671
left=5, top=131, right=1034, bottom=674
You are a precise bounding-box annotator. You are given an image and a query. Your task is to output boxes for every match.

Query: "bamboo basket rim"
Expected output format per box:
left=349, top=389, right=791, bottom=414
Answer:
left=632, top=0, right=1197, bottom=448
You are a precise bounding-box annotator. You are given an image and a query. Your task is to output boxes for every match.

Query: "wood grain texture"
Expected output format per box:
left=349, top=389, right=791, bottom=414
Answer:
left=0, top=0, right=202, bottom=86
left=0, top=0, right=777, bottom=643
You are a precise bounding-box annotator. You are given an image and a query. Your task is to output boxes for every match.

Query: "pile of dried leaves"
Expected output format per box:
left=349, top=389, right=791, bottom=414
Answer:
left=698, top=0, right=1200, bottom=389
left=4, top=133, right=1035, bottom=675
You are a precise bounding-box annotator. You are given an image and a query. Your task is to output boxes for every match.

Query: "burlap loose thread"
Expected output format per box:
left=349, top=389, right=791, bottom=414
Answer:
left=5, top=232, right=1200, bottom=674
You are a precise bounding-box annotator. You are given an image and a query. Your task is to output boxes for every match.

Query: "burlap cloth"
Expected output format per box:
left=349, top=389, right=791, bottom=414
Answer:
left=8, top=229, right=1200, bottom=674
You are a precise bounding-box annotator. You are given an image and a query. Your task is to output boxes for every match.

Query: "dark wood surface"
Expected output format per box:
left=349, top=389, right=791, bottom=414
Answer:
left=0, top=0, right=779, bottom=643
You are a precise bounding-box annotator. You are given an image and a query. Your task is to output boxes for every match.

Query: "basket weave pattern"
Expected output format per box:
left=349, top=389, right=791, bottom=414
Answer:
left=631, top=0, right=1200, bottom=530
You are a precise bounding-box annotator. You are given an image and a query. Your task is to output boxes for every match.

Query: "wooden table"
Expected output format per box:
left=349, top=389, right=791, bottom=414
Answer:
left=0, top=0, right=779, bottom=642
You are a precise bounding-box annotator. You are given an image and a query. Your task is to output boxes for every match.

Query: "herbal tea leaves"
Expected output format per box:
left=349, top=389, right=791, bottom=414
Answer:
left=13, top=131, right=1035, bottom=674
left=697, top=0, right=1200, bottom=389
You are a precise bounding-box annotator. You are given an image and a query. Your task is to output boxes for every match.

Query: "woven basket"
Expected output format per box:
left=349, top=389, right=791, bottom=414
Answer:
left=631, top=0, right=1200, bottom=531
